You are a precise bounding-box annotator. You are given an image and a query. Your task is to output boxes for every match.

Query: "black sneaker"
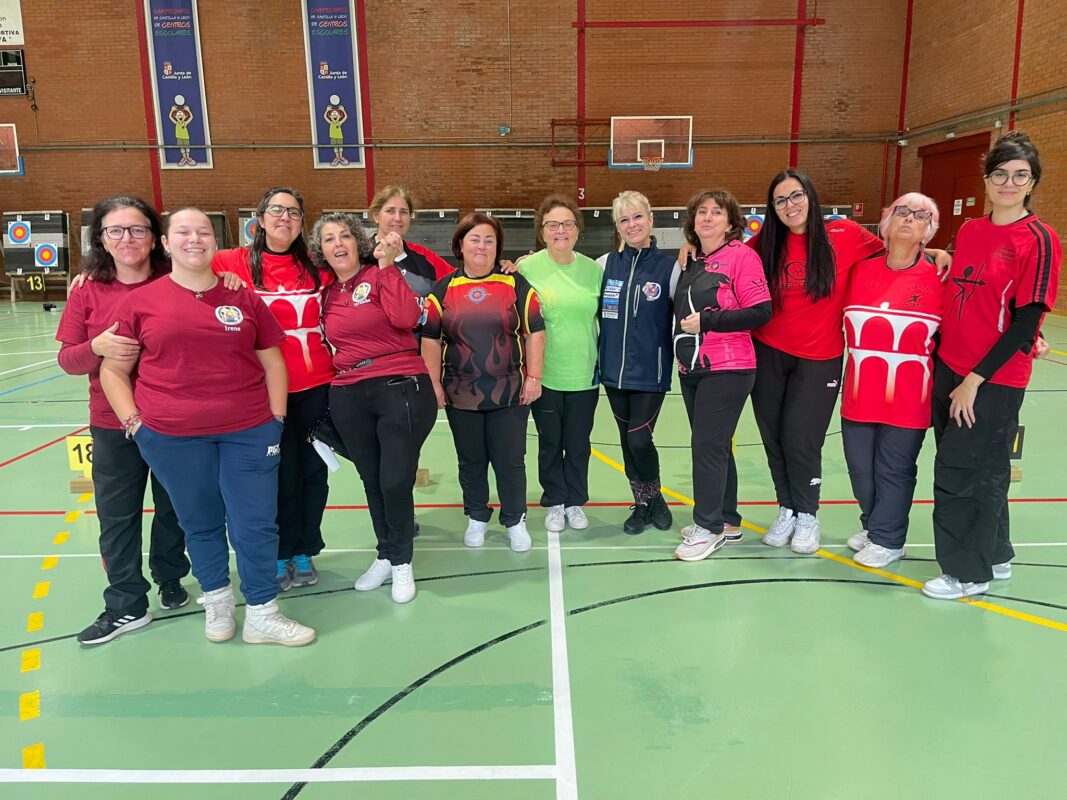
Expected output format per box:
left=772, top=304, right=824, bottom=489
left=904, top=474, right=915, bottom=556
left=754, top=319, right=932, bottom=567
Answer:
left=158, top=579, right=190, bottom=609
left=650, top=493, right=673, bottom=531
left=77, top=609, right=152, bottom=645
left=623, top=503, right=651, bottom=535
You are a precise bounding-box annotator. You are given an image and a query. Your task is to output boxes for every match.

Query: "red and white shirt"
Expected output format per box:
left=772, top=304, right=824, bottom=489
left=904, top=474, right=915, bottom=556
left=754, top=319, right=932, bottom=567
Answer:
left=939, top=213, right=1061, bottom=388
left=112, top=278, right=286, bottom=436
left=843, top=253, right=944, bottom=429
left=212, top=248, right=335, bottom=393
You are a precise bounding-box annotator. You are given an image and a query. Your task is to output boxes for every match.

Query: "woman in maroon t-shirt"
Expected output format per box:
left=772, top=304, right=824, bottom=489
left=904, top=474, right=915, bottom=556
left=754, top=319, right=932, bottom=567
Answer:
left=101, top=208, right=315, bottom=648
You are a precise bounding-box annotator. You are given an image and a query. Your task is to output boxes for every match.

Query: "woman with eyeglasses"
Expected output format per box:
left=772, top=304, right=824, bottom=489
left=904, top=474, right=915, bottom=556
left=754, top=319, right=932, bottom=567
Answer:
left=213, top=187, right=335, bottom=593
left=923, top=131, right=1061, bottom=600
left=517, top=195, right=602, bottom=533
left=57, top=196, right=192, bottom=645
left=840, top=194, right=945, bottom=569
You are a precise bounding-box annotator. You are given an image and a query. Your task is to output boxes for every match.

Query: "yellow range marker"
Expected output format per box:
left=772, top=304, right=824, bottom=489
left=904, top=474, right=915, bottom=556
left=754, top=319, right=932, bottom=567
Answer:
left=26, top=612, right=43, bottom=632
left=589, top=447, right=1067, bottom=634
left=19, top=690, right=40, bottom=722
left=20, top=649, right=41, bottom=673
left=52, top=531, right=69, bottom=545
left=63, top=510, right=80, bottom=523
left=78, top=492, right=92, bottom=503
left=21, top=743, right=45, bottom=769
left=40, top=556, right=58, bottom=571
left=32, top=581, right=50, bottom=599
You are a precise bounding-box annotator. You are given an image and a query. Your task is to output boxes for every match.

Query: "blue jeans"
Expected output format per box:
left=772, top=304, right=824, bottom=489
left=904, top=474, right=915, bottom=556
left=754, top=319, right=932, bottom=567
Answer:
left=133, top=419, right=283, bottom=606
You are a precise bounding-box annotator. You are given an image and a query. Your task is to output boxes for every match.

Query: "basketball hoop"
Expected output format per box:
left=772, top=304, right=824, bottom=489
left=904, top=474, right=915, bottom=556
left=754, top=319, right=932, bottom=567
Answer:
left=641, top=156, right=664, bottom=172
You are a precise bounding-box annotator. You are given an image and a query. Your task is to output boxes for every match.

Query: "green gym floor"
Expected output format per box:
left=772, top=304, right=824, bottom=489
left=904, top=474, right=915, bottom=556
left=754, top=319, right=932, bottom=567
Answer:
left=1, top=302, right=1066, bottom=799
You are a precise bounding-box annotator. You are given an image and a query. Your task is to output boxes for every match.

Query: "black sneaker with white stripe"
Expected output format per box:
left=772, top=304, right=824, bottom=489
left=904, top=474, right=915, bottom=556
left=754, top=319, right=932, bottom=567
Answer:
left=77, top=609, right=152, bottom=645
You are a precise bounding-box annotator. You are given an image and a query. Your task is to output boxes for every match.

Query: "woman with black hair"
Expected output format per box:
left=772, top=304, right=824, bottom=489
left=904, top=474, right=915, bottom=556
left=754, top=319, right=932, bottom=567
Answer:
left=923, top=131, right=1061, bottom=600
left=213, top=187, right=335, bottom=591
left=750, top=170, right=884, bottom=554
left=57, top=195, right=192, bottom=645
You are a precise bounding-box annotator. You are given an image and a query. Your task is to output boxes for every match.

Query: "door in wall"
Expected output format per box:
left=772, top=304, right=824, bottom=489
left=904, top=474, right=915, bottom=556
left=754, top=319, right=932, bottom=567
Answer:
left=918, top=132, right=991, bottom=251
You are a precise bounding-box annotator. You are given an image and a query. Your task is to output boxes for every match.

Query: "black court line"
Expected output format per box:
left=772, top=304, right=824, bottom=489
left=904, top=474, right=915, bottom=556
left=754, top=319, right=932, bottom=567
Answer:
left=903, top=557, right=1067, bottom=569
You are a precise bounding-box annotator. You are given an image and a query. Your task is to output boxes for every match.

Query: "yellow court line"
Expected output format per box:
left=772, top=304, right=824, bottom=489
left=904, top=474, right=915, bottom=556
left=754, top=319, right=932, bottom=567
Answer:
left=21, top=743, right=45, bottom=769
left=19, top=691, right=40, bottom=722
left=41, top=556, right=58, bottom=570
left=590, top=447, right=1067, bottom=633
left=77, top=492, right=92, bottom=504
left=1050, top=348, right=1067, bottom=357
left=32, top=581, right=50, bottom=599
left=20, top=649, right=41, bottom=673
left=52, top=531, right=69, bottom=545
left=26, top=612, right=43, bottom=632
left=64, top=510, right=80, bottom=523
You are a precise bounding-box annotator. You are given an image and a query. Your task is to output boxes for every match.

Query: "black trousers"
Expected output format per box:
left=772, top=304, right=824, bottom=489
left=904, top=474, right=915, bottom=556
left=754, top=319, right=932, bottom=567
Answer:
left=330, top=374, right=437, bottom=565
left=445, top=404, right=529, bottom=526
left=842, top=418, right=927, bottom=550
left=604, top=387, right=665, bottom=482
left=680, top=371, right=755, bottom=533
left=723, top=449, right=742, bottom=527
left=751, top=340, right=843, bottom=515
left=91, top=426, right=189, bottom=615
left=531, top=386, right=599, bottom=507
left=931, top=358, right=1022, bottom=583
left=277, top=383, right=330, bottom=560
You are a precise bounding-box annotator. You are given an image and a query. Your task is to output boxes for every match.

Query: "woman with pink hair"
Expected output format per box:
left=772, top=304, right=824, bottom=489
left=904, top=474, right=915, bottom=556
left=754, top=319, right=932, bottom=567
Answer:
left=840, top=193, right=944, bottom=568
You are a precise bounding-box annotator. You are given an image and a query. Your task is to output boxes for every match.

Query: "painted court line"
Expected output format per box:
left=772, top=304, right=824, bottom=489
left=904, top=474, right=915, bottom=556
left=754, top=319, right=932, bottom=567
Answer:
left=0, top=765, right=558, bottom=784
left=546, top=531, right=579, bottom=800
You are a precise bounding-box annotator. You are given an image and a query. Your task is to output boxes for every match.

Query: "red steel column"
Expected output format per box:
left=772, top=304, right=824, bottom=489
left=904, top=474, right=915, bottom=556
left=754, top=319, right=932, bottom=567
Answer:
left=892, top=0, right=914, bottom=199
left=1008, top=0, right=1025, bottom=130
left=788, top=0, right=807, bottom=167
left=134, top=0, right=164, bottom=211
left=355, top=0, right=376, bottom=204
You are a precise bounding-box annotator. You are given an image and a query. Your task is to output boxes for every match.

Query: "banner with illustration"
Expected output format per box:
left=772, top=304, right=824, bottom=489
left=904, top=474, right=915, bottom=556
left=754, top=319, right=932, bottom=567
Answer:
left=301, top=0, right=366, bottom=169
left=143, top=0, right=212, bottom=169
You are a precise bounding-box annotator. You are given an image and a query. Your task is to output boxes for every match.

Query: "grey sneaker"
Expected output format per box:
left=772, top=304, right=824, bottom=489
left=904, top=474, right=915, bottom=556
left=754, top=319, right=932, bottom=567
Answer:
left=276, top=559, right=292, bottom=592
left=289, top=555, right=318, bottom=588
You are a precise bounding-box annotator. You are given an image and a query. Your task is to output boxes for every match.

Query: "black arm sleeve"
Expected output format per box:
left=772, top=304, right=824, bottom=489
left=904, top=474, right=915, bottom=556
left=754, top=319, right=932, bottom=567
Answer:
left=972, top=302, right=1045, bottom=380
left=700, top=301, right=773, bottom=334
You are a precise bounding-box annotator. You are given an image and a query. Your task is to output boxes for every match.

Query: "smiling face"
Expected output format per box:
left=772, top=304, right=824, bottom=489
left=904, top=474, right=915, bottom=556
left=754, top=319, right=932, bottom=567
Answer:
left=373, top=194, right=413, bottom=240
left=615, top=204, right=653, bottom=249
left=542, top=205, right=579, bottom=258
left=101, top=206, right=154, bottom=273
left=258, top=191, right=302, bottom=252
left=318, top=221, right=359, bottom=278
left=461, top=223, right=498, bottom=275
left=772, top=177, right=809, bottom=234
left=694, top=199, right=729, bottom=248
left=163, top=209, right=216, bottom=273
left=985, top=158, right=1033, bottom=214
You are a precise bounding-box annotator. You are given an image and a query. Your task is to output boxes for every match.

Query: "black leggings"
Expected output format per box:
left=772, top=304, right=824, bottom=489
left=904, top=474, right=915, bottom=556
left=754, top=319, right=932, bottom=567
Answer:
left=445, top=404, right=530, bottom=526
left=604, top=387, right=665, bottom=482
left=531, top=386, right=599, bottom=507
left=330, top=374, right=437, bottom=565
left=276, top=383, right=330, bottom=560
left=751, top=339, right=843, bottom=515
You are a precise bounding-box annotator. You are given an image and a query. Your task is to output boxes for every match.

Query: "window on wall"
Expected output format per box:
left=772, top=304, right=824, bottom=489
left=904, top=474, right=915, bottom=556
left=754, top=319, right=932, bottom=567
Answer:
left=0, top=50, right=26, bottom=95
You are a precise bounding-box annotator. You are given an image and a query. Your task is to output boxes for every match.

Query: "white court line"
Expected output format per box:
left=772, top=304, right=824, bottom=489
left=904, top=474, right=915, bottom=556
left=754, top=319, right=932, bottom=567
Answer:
left=0, top=350, right=60, bottom=356
left=0, top=423, right=87, bottom=429
left=0, top=359, right=56, bottom=377
left=546, top=532, right=579, bottom=799
left=0, top=765, right=557, bottom=784
left=0, top=333, right=56, bottom=345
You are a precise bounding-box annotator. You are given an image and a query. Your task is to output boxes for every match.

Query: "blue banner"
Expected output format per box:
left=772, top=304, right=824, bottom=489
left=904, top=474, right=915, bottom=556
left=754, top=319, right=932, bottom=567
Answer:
left=302, top=1, right=366, bottom=169
left=144, top=0, right=212, bottom=170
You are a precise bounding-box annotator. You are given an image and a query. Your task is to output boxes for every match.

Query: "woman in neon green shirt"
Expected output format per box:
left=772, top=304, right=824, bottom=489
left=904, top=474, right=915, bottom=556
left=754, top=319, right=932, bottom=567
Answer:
left=518, top=195, right=602, bottom=533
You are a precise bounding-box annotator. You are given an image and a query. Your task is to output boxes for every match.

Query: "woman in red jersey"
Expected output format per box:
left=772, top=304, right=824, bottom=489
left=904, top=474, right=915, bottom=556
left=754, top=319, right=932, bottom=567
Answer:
left=923, top=132, right=1061, bottom=600
left=101, top=208, right=315, bottom=647
left=841, top=193, right=945, bottom=569
left=213, top=187, right=334, bottom=592
left=57, top=195, right=191, bottom=645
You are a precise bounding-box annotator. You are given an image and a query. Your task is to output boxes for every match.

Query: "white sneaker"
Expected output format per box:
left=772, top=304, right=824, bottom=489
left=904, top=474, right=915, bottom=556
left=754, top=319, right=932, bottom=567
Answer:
left=847, top=530, right=869, bottom=552
left=680, top=522, right=742, bottom=543
left=464, top=519, right=488, bottom=548
left=354, top=558, right=392, bottom=591
left=197, top=585, right=236, bottom=643
left=762, top=507, right=796, bottom=547
left=507, top=515, right=532, bottom=552
left=674, top=525, right=727, bottom=562
left=922, top=574, right=989, bottom=600
left=854, top=542, right=904, bottom=568
left=565, top=506, right=589, bottom=530
left=242, top=599, right=316, bottom=646
left=544, top=504, right=565, bottom=532
left=790, top=513, right=821, bottom=554
left=391, top=563, right=416, bottom=604
left=992, top=562, right=1012, bottom=580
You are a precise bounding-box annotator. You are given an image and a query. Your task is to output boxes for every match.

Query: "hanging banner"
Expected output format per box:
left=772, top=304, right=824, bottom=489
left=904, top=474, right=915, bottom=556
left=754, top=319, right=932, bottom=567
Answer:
left=0, top=1, right=24, bottom=46
left=301, top=0, right=366, bottom=169
left=143, top=0, right=212, bottom=170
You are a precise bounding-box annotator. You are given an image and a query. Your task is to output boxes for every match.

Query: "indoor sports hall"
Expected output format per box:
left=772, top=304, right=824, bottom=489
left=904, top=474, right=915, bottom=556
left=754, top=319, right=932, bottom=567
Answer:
left=1, top=2, right=1066, bottom=799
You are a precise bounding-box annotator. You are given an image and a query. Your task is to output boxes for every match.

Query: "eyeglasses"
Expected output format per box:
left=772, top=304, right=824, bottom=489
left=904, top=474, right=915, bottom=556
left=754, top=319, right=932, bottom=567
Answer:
left=264, top=204, right=304, bottom=220
left=892, top=206, right=934, bottom=222
left=987, top=169, right=1033, bottom=186
left=772, top=189, right=807, bottom=210
left=102, top=225, right=151, bottom=241
left=542, top=220, right=577, bottom=232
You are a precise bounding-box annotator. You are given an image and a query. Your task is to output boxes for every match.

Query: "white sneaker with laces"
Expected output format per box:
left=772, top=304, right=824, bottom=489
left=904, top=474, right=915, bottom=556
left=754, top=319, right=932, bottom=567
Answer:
left=992, top=562, right=1012, bottom=580
left=854, top=542, right=904, bottom=568
left=847, top=530, right=869, bottom=552
left=354, top=558, right=392, bottom=591
left=507, top=515, right=532, bottom=552
left=544, top=504, right=565, bottom=532
left=565, top=506, right=589, bottom=530
left=391, top=563, right=416, bottom=604
left=674, top=525, right=727, bottom=562
left=790, top=512, right=821, bottom=554
left=242, top=599, right=316, bottom=646
left=762, top=507, right=796, bottom=547
left=922, top=574, right=989, bottom=600
left=464, top=519, right=489, bottom=548
left=197, top=585, right=236, bottom=643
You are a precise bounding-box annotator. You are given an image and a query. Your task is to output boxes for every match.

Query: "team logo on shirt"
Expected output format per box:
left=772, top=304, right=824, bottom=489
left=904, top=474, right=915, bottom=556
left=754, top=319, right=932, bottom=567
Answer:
left=351, top=282, right=372, bottom=305
left=467, top=286, right=488, bottom=304
left=215, top=306, right=244, bottom=326
left=642, top=282, right=661, bottom=301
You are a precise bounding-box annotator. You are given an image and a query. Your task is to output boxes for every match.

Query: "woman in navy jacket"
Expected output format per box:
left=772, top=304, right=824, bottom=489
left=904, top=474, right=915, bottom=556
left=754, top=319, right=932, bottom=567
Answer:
left=597, top=191, right=680, bottom=534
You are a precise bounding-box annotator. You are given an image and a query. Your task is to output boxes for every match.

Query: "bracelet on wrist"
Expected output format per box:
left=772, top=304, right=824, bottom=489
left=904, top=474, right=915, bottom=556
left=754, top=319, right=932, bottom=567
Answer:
left=526, top=375, right=541, bottom=381
left=121, top=412, right=142, bottom=439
